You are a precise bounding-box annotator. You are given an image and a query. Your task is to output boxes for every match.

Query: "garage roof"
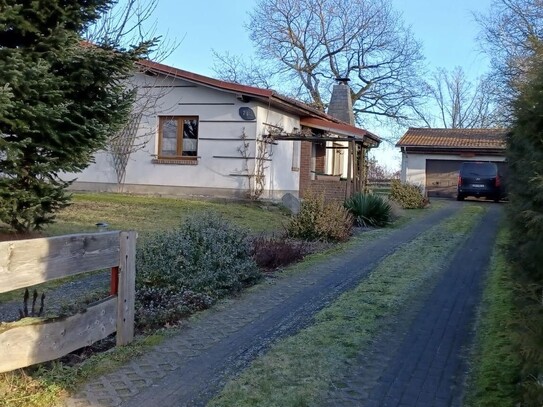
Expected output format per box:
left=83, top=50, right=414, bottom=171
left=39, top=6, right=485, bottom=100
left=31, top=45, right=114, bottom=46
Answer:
left=396, top=128, right=507, bottom=150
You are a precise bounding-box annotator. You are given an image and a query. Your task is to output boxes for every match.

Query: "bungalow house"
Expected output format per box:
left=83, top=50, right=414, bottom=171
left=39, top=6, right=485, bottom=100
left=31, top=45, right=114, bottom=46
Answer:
left=396, top=128, right=507, bottom=198
left=66, top=60, right=380, bottom=201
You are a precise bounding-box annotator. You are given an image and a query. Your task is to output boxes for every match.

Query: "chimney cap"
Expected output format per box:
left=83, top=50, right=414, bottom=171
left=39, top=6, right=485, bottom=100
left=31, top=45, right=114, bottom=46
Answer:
left=335, top=77, right=350, bottom=84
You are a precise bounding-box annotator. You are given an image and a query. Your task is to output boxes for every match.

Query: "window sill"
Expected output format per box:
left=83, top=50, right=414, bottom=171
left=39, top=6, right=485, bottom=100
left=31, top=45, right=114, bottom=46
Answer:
left=152, top=158, right=198, bottom=165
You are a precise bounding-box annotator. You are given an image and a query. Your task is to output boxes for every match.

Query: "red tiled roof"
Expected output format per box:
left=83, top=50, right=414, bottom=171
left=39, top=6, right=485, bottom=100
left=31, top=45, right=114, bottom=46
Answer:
left=396, top=128, right=507, bottom=149
left=137, top=59, right=274, bottom=98
left=300, top=117, right=380, bottom=143
left=136, top=59, right=380, bottom=144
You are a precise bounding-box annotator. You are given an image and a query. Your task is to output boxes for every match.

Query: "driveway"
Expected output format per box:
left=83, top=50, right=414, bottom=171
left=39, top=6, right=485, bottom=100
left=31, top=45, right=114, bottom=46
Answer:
left=64, top=201, right=501, bottom=407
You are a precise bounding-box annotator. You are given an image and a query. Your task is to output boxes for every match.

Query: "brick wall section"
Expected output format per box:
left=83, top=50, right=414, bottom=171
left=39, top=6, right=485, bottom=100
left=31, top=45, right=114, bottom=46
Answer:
left=300, top=141, right=312, bottom=194
left=303, top=180, right=348, bottom=202
left=315, top=142, right=326, bottom=173
left=299, top=141, right=348, bottom=202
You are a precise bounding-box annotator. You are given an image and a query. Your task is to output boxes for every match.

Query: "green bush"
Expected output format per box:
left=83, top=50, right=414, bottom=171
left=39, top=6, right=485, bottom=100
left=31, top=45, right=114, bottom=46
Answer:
left=136, top=212, right=260, bottom=298
left=507, top=49, right=543, bottom=404
left=286, top=194, right=353, bottom=241
left=344, top=193, right=392, bottom=227
left=389, top=180, right=427, bottom=209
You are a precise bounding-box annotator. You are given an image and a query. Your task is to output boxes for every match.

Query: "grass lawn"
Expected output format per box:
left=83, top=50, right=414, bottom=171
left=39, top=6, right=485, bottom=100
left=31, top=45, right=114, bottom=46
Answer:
left=209, top=205, right=485, bottom=407
left=0, top=192, right=291, bottom=304
left=40, top=192, right=291, bottom=236
left=464, top=227, right=522, bottom=406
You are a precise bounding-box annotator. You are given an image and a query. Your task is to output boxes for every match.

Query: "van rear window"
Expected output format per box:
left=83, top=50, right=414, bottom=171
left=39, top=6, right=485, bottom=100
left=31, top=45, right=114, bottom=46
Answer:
left=460, top=162, right=497, bottom=176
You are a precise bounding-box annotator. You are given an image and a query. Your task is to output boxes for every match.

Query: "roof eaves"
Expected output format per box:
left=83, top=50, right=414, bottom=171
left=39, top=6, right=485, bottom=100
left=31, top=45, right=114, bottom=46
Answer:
left=397, top=144, right=506, bottom=150
left=300, top=117, right=380, bottom=145
left=136, top=59, right=274, bottom=98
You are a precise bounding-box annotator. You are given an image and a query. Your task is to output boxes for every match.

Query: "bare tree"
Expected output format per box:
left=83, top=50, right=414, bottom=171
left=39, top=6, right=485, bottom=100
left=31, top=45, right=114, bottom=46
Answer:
left=214, top=0, right=426, bottom=126
left=212, top=51, right=275, bottom=90
left=367, top=157, right=399, bottom=180
left=476, top=0, right=543, bottom=114
left=413, top=67, right=499, bottom=128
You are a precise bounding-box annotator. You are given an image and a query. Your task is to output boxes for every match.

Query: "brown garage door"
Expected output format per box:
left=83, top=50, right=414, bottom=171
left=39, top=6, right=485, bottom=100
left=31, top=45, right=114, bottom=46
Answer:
left=426, top=160, right=463, bottom=198
left=426, top=159, right=508, bottom=198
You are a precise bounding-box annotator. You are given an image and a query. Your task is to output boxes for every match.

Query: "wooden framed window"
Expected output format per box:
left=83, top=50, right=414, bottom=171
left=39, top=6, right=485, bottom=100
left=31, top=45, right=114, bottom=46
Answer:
left=158, top=116, right=198, bottom=159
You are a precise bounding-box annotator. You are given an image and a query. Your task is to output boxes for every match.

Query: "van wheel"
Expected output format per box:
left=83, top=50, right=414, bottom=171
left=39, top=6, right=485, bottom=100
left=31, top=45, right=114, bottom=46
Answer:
left=493, top=196, right=500, bottom=203
left=457, top=194, right=464, bottom=201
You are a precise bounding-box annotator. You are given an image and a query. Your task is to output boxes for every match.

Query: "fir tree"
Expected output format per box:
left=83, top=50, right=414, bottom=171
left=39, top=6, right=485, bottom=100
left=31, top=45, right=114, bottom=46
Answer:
left=0, top=1, right=151, bottom=231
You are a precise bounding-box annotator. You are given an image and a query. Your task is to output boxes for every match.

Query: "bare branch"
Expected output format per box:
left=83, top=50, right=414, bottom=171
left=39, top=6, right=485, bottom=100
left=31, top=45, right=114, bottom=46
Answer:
left=416, top=66, right=500, bottom=129
left=475, top=0, right=543, bottom=121
left=214, top=0, right=426, bottom=123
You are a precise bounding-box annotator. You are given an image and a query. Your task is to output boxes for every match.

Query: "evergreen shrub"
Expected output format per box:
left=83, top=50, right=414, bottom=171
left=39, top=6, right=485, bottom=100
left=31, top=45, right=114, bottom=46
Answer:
left=135, top=212, right=260, bottom=328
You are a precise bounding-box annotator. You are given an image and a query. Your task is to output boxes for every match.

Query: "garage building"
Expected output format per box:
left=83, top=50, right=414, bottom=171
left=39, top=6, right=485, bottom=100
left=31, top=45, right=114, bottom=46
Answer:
left=396, top=128, right=507, bottom=198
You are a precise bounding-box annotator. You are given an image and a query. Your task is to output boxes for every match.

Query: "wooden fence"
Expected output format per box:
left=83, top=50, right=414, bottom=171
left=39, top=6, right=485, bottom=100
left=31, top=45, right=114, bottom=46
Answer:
left=0, top=231, right=136, bottom=373
left=367, top=178, right=394, bottom=195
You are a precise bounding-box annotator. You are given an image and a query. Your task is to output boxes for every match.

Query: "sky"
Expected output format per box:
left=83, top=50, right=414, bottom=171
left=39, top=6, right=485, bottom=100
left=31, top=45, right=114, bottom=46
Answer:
left=147, top=0, right=494, bottom=170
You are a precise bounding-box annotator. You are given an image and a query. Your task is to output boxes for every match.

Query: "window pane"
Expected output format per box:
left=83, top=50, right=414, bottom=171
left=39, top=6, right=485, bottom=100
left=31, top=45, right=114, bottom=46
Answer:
left=183, top=119, right=198, bottom=139
left=182, top=119, right=198, bottom=156
left=183, top=139, right=197, bottom=156
left=161, top=119, right=177, bottom=156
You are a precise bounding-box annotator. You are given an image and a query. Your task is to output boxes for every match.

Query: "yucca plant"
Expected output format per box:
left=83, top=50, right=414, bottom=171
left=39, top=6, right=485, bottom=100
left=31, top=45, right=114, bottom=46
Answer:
left=344, top=193, right=392, bottom=227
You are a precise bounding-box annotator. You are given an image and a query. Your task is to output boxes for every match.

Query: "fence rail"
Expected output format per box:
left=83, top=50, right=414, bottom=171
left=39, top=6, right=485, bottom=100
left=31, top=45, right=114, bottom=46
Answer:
left=0, top=231, right=136, bottom=373
left=367, top=178, right=394, bottom=192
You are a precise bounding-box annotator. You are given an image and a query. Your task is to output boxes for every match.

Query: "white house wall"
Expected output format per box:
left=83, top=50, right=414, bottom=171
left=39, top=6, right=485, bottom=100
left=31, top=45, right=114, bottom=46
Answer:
left=400, top=152, right=506, bottom=193
left=66, top=73, right=300, bottom=199
left=255, top=105, right=301, bottom=199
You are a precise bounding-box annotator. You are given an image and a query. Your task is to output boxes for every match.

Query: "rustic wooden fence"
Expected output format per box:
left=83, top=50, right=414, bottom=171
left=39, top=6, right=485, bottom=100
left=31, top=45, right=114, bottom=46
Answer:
left=0, top=231, right=136, bottom=373
left=367, top=178, right=394, bottom=195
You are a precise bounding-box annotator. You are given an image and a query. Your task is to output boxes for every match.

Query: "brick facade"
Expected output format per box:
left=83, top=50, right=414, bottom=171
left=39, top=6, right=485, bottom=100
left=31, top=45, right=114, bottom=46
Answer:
left=303, top=179, right=348, bottom=202
left=299, top=140, right=348, bottom=202
left=315, top=142, right=326, bottom=173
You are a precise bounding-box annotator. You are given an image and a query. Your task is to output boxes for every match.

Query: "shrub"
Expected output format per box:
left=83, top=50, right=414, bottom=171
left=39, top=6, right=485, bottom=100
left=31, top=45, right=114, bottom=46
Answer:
left=389, top=180, right=427, bottom=209
left=135, top=287, right=214, bottom=331
left=506, top=48, right=543, bottom=405
left=136, top=212, right=260, bottom=298
left=286, top=194, right=353, bottom=241
left=252, top=235, right=306, bottom=270
left=344, top=193, right=392, bottom=227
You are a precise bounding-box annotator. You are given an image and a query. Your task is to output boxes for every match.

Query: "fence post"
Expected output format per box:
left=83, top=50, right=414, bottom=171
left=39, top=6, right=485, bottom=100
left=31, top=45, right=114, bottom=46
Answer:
left=117, top=231, right=137, bottom=346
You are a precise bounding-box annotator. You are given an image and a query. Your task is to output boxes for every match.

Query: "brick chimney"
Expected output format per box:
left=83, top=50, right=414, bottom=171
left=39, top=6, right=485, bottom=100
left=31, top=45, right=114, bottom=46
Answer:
left=327, top=78, right=355, bottom=125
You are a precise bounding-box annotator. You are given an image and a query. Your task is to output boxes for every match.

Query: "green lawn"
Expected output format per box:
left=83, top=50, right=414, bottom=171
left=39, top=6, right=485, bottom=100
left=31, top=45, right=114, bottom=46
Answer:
left=42, top=192, right=291, bottom=236
left=0, top=193, right=291, bottom=304
left=464, top=227, right=522, bottom=406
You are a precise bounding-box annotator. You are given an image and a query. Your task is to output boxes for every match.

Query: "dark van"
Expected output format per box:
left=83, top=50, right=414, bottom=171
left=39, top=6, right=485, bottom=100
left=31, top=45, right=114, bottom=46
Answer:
left=457, top=161, right=503, bottom=202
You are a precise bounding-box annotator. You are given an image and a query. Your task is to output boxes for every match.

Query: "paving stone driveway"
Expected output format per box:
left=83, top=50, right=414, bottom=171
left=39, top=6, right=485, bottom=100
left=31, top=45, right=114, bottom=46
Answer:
left=63, top=201, right=495, bottom=407
left=326, top=203, right=502, bottom=407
